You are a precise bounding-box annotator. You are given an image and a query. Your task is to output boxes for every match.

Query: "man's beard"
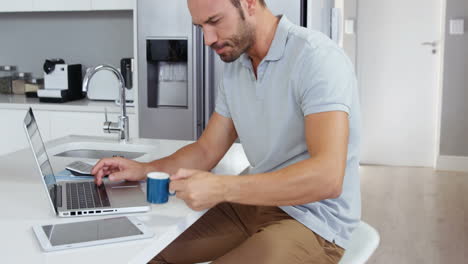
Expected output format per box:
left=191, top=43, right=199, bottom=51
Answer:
left=211, top=19, right=255, bottom=62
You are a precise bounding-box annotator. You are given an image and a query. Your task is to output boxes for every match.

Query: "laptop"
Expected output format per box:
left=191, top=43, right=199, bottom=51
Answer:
left=23, top=108, right=150, bottom=217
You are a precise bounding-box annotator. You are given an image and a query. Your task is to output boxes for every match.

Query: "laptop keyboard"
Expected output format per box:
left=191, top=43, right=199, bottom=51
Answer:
left=65, top=182, right=110, bottom=209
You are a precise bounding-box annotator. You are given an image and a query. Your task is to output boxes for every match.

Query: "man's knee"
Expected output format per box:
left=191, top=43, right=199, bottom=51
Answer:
left=212, top=221, right=308, bottom=263
left=214, top=219, right=342, bottom=264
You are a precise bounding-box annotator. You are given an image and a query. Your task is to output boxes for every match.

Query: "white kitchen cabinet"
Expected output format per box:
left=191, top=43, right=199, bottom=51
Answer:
left=0, top=109, right=50, bottom=156
left=0, top=108, right=137, bottom=157
left=0, top=0, right=33, bottom=12
left=48, top=111, right=137, bottom=141
left=32, top=0, right=92, bottom=11
left=91, top=0, right=133, bottom=11
left=0, top=0, right=132, bottom=12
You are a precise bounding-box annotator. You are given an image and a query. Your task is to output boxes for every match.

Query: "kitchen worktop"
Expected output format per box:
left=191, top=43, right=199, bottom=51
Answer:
left=0, top=94, right=135, bottom=113
left=0, top=135, right=250, bottom=263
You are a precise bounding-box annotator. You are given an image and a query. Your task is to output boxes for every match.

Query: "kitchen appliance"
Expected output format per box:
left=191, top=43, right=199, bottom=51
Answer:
left=121, top=58, right=133, bottom=90
left=12, top=72, right=32, bottom=95
left=86, top=58, right=134, bottom=102
left=137, top=0, right=343, bottom=140
left=0, top=65, right=17, bottom=94
left=39, top=59, right=84, bottom=103
left=25, top=78, right=44, bottom=98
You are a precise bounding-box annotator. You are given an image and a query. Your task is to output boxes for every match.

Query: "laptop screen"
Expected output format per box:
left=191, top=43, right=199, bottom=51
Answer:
left=24, top=108, right=57, bottom=207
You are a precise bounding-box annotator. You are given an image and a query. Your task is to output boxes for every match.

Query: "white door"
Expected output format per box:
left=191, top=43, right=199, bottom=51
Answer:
left=358, top=0, right=444, bottom=167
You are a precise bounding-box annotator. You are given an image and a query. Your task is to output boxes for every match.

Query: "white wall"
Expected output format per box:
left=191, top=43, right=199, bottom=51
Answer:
left=0, top=11, right=133, bottom=77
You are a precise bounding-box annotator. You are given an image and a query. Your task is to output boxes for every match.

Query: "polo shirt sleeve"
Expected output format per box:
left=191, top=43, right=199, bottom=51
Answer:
left=214, top=79, right=232, bottom=118
left=298, top=47, right=355, bottom=117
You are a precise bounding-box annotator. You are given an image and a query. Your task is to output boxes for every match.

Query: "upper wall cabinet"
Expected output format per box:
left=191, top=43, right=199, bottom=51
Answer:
left=92, top=0, right=133, bottom=10
left=0, top=0, right=34, bottom=12
left=0, top=0, right=133, bottom=12
left=33, top=0, right=92, bottom=11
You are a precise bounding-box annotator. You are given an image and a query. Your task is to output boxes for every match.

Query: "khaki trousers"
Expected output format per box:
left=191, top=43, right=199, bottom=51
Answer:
left=150, top=203, right=344, bottom=264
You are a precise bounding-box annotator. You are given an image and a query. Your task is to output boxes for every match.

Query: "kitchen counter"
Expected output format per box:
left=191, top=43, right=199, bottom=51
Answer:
left=0, top=94, right=135, bottom=113
left=0, top=135, right=250, bottom=263
left=0, top=95, right=139, bottom=157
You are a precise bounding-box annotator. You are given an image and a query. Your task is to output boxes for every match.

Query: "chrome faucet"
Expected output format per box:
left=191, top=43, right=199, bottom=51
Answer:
left=82, top=65, right=130, bottom=143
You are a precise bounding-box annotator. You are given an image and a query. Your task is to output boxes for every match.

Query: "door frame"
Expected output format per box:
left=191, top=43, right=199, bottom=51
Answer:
left=434, top=0, right=448, bottom=168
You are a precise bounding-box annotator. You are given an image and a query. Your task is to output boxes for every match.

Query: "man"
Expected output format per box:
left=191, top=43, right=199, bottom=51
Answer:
left=92, top=0, right=360, bottom=263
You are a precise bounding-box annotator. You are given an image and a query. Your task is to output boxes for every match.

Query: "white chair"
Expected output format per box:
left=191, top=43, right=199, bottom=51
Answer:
left=339, top=221, right=380, bottom=264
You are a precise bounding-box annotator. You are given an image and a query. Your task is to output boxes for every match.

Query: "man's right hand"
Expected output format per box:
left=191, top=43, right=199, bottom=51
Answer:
left=91, top=157, right=148, bottom=186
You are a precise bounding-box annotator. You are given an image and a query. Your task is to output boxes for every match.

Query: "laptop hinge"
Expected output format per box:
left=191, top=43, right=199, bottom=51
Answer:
left=50, top=184, right=62, bottom=213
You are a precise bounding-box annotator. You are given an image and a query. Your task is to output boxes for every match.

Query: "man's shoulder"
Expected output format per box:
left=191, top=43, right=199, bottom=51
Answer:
left=288, top=25, right=345, bottom=59
left=287, top=25, right=353, bottom=72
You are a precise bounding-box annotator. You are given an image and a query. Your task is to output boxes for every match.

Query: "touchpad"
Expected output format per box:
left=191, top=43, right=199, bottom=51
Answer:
left=108, top=181, right=140, bottom=189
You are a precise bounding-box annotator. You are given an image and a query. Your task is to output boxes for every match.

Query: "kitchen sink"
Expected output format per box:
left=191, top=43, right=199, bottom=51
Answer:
left=54, top=149, right=145, bottom=160
left=47, top=136, right=158, bottom=160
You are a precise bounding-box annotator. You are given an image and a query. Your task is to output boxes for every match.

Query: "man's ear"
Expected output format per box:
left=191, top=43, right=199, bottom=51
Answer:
left=243, top=0, right=257, bottom=16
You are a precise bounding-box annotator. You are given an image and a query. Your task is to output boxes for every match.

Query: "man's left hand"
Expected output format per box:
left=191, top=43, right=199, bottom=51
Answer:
left=169, top=168, right=228, bottom=211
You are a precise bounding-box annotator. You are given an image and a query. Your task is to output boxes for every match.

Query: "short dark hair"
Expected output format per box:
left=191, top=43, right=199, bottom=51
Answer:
left=230, top=0, right=266, bottom=8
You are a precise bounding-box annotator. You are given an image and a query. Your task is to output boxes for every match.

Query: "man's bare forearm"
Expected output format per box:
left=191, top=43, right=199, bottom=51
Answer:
left=144, top=142, right=217, bottom=175
left=142, top=113, right=237, bottom=176
left=222, top=156, right=345, bottom=206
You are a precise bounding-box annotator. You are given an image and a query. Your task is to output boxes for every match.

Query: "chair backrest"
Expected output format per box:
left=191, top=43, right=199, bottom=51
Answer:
left=339, top=221, right=380, bottom=264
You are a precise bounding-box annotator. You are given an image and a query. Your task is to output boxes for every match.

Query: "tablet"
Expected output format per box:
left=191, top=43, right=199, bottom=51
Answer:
left=33, top=216, right=154, bottom=252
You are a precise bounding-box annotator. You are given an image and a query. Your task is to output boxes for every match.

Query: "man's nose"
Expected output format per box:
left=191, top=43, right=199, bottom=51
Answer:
left=203, top=29, right=218, bottom=47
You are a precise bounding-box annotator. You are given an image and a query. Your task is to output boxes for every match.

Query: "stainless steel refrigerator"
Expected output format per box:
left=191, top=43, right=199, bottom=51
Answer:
left=137, top=0, right=340, bottom=140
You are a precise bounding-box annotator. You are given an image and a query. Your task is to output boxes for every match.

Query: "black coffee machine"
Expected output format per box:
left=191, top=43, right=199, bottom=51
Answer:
left=38, top=59, right=85, bottom=103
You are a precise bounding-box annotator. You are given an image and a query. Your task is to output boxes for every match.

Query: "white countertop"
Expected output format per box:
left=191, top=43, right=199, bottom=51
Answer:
left=0, top=135, right=250, bottom=264
left=0, top=94, right=135, bottom=113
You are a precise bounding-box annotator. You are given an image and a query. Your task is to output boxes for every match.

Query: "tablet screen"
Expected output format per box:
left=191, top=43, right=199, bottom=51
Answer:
left=42, top=217, right=143, bottom=246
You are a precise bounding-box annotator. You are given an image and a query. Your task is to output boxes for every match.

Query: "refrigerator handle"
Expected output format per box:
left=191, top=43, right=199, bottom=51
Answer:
left=193, top=25, right=205, bottom=138
left=331, top=7, right=343, bottom=47
left=321, top=0, right=332, bottom=37
left=203, top=45, right=216, bottom=133
left=300, top=0, right=308, bottom=27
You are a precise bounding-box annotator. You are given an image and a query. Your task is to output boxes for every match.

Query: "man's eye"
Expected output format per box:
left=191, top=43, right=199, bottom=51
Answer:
left=210, top=19, right=220, bottom=25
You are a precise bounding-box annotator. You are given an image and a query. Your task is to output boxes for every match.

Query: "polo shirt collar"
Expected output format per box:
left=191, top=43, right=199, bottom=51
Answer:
left=264, top=15, right=292, bottom=61
left=239, top=15, right=293, bottom=68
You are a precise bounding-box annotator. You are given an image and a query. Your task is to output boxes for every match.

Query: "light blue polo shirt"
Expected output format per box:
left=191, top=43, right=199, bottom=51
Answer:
left=215, top=16, right=361, bottom=249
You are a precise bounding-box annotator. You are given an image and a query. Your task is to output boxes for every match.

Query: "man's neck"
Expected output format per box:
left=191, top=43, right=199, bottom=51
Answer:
left=247, top=11, right=280, bottom=74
